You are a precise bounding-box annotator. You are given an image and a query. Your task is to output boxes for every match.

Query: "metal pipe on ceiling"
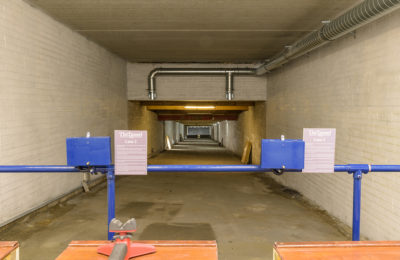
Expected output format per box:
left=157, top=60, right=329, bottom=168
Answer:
left=148, top=68, right=255, bottom=100
left=255, top=0, right=400, bottom=75
left=147, top=0, right=400, bottom=98
left=225, top=72, right=234, bottom=100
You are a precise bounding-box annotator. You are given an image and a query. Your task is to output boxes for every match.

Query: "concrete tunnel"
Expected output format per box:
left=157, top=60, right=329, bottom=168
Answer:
left=1, top=0, right=400, bottom=259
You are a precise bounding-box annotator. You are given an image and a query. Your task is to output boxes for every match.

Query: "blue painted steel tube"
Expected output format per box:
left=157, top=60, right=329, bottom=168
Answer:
left=106, top=170, right=115, bottom=240
left=352, top=170, right=363, bottom=241
left=0, top=165, right=79, bottom=172
left=335, top=164, right=400, bottom=172
left=147, top=164, right=263, bottom=172
left=3, top=163, right=400, bottom=242
left=148, top=164, right=400, bottom=173
left=370, top=165, right=400, bottom=172
left=2, top=164, right=400, bottom=173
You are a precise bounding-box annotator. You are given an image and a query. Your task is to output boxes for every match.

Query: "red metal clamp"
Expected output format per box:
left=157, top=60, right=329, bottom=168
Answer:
left=97, top=218, right=156, bottom=260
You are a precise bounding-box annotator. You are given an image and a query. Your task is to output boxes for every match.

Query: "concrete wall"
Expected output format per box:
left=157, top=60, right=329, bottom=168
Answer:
left=128, top=102, right=163, bottom=156
left=165, top=121, right=184, bottom=146
left=212, top=125, right=218, bottom=141
left=266, top=10, right=400, bottom=240
left=164, top=121, right=176, bottom=147
left=218, top=102, right=267, bottom=164
left=0, top=0, right=127, bottom=226
left=218, top=120, right=238, bottom=153
left=127, top=63, right=267, bottom=101
left=174, top=122, right=184, bottom=142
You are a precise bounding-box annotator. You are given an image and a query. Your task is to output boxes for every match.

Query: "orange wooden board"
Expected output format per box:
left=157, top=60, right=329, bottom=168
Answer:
left=240, top=141, right=252, bottom=164
left=56, top=240, right=218, bottom=260
left=0, top=241, right=18, bottom=259
left=274, top=241, right=400, bottom=260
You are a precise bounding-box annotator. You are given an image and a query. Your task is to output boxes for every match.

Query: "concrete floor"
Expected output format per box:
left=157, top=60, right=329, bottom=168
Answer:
left=0, top=139, right=347, bottom=259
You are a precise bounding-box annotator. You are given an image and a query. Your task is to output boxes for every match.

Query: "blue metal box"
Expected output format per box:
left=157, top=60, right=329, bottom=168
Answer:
left=66, top=137, right=111, bottom=167
left=260, top=139, right=305, bottom=170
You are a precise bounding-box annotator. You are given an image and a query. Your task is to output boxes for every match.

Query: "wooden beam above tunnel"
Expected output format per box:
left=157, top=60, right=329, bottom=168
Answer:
left=158, top=114, right=238, bottom=121
left=156, top=110, right=240, bottom=115
left=147, top=105, right=249, bottom=111
left=140, top=101, right=255, bottom=106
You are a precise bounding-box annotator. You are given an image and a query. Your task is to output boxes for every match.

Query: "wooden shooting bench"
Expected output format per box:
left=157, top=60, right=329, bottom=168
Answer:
left=0, top=242, right=19, bottom=260
left=273, top=241, right=400, bottom=260
left=56, top=240, right=218, bottom=260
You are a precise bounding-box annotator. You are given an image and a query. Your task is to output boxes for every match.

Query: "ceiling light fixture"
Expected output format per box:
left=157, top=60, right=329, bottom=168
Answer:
left=184, top=106, right=215, bottom=110
left=187, top=112, right=212, bottom=115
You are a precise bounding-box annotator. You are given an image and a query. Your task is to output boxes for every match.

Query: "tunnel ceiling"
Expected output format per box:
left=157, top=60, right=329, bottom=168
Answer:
left=29, top=0, right=361, bottom=63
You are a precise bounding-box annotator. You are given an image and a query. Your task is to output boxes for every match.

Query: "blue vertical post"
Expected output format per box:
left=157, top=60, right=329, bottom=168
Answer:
left=106, top=170, right=116, bottom=240
left=352, top=170, right=363, bottom=241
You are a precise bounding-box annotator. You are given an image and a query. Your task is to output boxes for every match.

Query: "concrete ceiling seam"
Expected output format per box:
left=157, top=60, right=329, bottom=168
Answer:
left=27, top=0, right=399, bottom=72
left=27, top=0, right=362, bottom=63
left=256, top=0, right=400, bottom=74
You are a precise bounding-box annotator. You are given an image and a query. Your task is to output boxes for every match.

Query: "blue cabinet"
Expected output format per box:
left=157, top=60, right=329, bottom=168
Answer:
left=261, top=139, right=305, bottom=170
left=66, top=137, right=111, bottom=167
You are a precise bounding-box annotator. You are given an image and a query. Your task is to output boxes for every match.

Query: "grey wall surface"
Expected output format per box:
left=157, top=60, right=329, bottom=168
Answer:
left=266, top=9, right=400, bottom=240
left=0, top=0, right=127, bottom=226
left=218, top=102, right=267, bottom=164
left=128, top=102, right=164, bottom=156
left=212, top=125, right=219, bottom=141
left=127, top=63, right=267, bottom=101
left=165, top=121, right=184, bottom=145
left=164, top=121, right=176, bottom=146
left=176, top=122, right=184, bottom=142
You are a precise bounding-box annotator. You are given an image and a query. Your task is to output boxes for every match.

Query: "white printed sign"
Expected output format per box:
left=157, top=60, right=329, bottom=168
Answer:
left=302, top=128, right=336, bottom=173
left=114, top=130, right=147, bottom=175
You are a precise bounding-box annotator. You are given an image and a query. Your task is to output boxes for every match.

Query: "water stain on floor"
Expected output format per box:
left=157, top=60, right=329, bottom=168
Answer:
left=139, top=223, right=216, bottom=240
left=117, top=201, right=182, bottom=220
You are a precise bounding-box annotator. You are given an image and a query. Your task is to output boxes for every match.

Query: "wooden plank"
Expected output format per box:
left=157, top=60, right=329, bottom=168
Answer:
left=146, top=105, right=248, bottom=111
left=241, top=141, right=252, bottom=164
left=0, top=241, right=19, bottom=260
left=140, top=101, right=255, bottom=107
left=158, top=115, right=238, bottom=121
left=273, top=241, right=400, bottom=260
left=165, top=135, right=172, bottom=150
left=57, top=240, right=218, bottom=260
left=156, top=110, right=240, bottom=115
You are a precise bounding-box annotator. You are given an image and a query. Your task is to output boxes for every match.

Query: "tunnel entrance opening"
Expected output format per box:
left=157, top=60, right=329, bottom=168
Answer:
left=128, top=101, right=260, bottom=161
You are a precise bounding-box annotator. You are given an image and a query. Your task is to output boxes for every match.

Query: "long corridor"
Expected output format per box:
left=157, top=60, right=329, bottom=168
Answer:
left=0, top=139, right=347, bottom=259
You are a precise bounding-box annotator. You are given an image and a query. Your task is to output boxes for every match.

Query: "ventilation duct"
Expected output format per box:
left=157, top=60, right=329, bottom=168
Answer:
left=256, top=0, right=400, bottom=75
left=146, top=0, right=400, bottom=98
left=148, top=68, right=255, bottom=100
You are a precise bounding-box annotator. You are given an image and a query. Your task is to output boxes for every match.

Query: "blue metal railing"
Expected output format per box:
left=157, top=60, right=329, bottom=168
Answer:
left=0, top=165, right=79, bottom=172
left=1, top=164, right=400, bottom=241
left=4, top=164, right=399, bottom=173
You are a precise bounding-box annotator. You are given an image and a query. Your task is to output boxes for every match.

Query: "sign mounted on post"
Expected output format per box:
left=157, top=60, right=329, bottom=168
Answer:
left=114, top=130, right=147, bottom=175
left=303, top=128, right=336, bottom=173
